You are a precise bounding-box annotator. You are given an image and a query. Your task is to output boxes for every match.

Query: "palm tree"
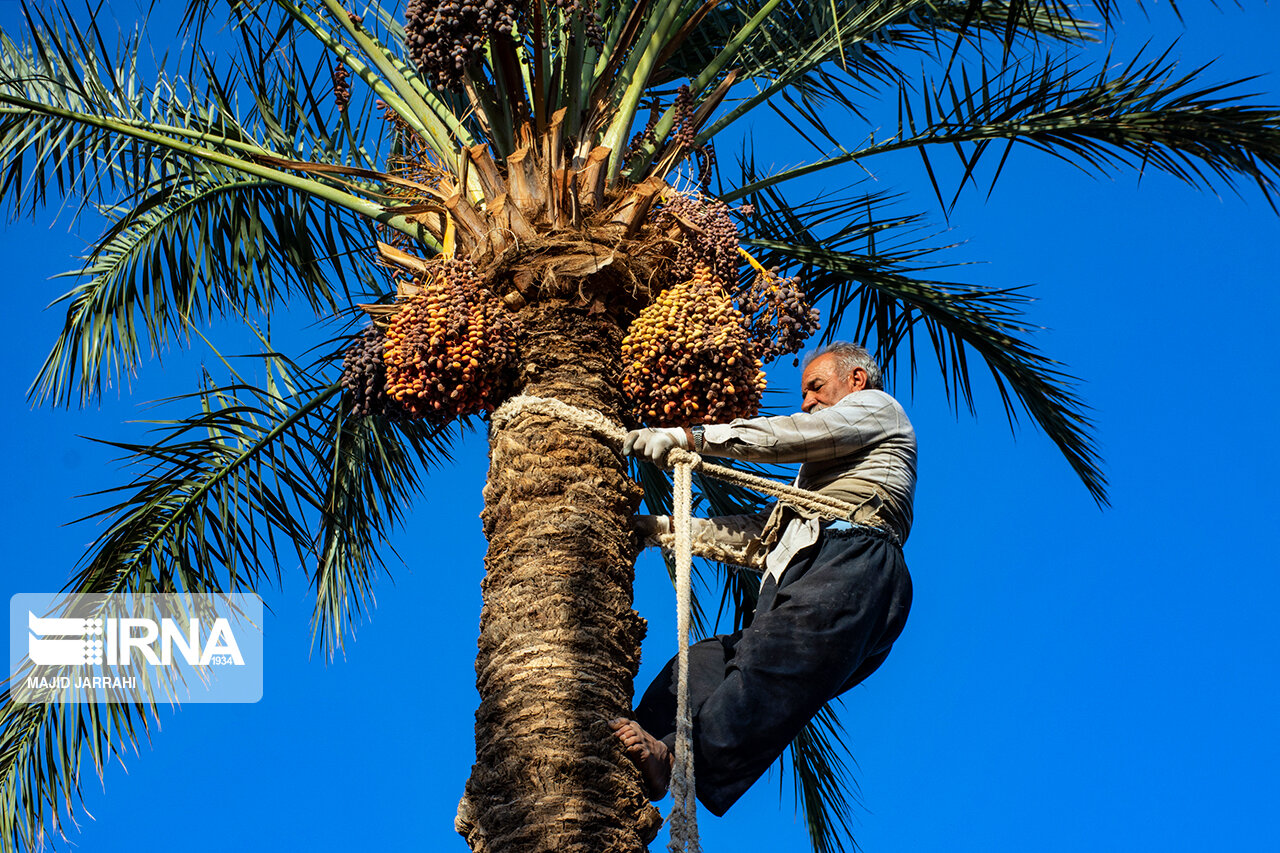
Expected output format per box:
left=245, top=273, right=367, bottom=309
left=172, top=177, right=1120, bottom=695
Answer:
left=1, top=1, right=1277, bottom=851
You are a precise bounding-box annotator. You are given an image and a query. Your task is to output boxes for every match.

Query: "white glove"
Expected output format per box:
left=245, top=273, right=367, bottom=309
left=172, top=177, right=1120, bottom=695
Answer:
left=633, top=514, right=672, bottom=546
left=621, top=427, right=688, bottom=466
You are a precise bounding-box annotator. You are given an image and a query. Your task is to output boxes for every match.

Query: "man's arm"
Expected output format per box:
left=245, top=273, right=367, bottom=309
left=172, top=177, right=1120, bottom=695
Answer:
left=634, top=510, right=771, bottom=571
left=622, top=392, right=912, bottom=468
left=700, top=390, right=912, bottom=465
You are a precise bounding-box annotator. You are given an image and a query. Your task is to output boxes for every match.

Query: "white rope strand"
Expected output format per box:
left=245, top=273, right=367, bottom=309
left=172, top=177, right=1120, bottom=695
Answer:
left=491, top=394, right=628, bottom=447
left=492, top=395, right=861, bottom=522
left=668, top=456, right=700, bottom=853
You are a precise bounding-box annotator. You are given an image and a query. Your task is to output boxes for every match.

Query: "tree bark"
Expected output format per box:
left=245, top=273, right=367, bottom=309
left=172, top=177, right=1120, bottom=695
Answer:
left=462, top=298, right=662, bottom=851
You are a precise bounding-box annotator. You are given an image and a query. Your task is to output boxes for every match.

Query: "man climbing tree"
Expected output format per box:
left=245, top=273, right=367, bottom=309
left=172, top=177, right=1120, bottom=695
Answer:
left=3, top=2, right=1280, bottom=852
left=613, top=341, right=915, bottom=816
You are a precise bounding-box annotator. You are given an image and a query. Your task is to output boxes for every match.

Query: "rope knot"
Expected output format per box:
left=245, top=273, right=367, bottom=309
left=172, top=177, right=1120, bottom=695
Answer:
left=666, top=447, right=703, bottom=470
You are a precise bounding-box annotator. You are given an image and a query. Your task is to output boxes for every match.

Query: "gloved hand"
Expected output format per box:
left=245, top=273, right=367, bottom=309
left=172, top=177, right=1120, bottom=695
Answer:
left=621, top=427, right=688, bottom=466
left=633, top=514, right=671, bottom=546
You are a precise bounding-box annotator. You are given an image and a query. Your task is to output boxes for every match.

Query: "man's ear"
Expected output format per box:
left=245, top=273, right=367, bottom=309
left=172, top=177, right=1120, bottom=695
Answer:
left=850, top=367, right=867, bottom=391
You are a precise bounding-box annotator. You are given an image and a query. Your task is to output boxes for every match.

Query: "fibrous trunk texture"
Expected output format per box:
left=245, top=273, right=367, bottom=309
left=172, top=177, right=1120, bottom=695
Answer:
left=463, top=299, right=661, bottom=852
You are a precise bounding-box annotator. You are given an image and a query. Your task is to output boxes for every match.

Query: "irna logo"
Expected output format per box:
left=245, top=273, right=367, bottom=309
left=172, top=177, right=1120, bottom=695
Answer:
left=27, top=612, right=245, bottom=667
left=9, top=593, right=263, bottom=704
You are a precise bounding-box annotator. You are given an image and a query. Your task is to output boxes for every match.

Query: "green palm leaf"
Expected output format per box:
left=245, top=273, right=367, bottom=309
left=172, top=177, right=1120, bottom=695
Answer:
left=725, top=45, right=1280, bottom=212
left=31, top=167, right=363, bottom=406
left=311, top=400, right=461, bottom=658
left=1, top=344, right=459, bottom=847
left=1, top=361, right=336, bottom=851
left=0, top=3, right=421, bottom=243
left=738, top=177, right=1106, bottom=503
left=0, top=680, right=153, bottom=853
left=626, top=0, right=1096, bottom=177
left=785, top=703, right=861, bottom=853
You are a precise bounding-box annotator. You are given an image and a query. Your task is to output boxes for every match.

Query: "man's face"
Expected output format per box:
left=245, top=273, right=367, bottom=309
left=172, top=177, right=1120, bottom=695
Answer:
left=801, top=353, right=868, bottom=413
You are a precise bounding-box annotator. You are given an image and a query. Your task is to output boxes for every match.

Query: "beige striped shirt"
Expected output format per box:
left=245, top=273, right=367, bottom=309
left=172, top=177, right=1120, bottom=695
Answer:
left=665, top=389, right=917, bottom=584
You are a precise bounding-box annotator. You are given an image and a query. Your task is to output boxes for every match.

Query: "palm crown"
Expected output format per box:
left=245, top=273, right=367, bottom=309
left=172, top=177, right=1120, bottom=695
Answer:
left=1, top=1, right=1278, bottom=851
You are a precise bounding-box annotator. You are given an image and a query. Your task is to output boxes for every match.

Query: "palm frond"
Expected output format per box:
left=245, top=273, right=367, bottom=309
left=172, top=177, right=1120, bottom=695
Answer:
left=684, top=1, right=946, bottom=150
left=726, top=45, right=1280, bottom=213
left=2, top=339, right=464, bottom=845
left=0, top=5, right=405, bottom=230
left=667, top=0, right=1094, bottom=91
left=31, top=164, right=367, bottom=407
left=633, top=0, right=1096, bottom=175
left=2, top=360, right=332, bottom=851
left=908, top=44, right=1280, bottom=212
left=0, top=678, right=154, bottom=853
left=937, top=0, right=1097, bottom=43
left=627, top=0, right=915, bottom=176
left=951, top=1, right=1209, bottom=47
left=66, top=367, right=340, bottom=596
left=181, top=0, right=470, bottom=157
left=784, top=702, right=861, bottom=853
left=0, top=3, right=159, bottom=211
left=210, top=17, right=386, bottom=170
left=738, top=175, right=1107, bottom=503
left=310, top=403, right=461, bottom=659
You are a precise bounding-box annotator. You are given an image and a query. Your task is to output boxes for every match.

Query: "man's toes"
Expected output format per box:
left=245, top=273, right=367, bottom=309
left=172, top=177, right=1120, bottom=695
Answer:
left=610, top=719, right=641, bottom=743
left=609, top=716, right=673, bottom=801
left=618, top=732, right=647, bottom=754
left=624, top=740, right=649, bottom=759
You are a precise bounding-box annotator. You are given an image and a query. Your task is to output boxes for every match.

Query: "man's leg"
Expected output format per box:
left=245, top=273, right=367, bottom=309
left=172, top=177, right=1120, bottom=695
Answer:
left=690, top=530, right=911, bottom=815
left=633, top=635, right=738, bottom=738
left=613, top=636, right=735, bottom=798
left=612, top=530, right=911, bottom=814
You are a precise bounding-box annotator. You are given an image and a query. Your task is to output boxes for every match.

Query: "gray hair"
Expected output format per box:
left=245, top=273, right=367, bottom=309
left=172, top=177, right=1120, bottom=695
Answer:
left=804, top=342, right=884, bottom=390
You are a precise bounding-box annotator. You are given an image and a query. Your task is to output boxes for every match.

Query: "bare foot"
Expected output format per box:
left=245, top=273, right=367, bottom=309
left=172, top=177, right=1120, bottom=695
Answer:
left=609, top=718, right=673, bottom=800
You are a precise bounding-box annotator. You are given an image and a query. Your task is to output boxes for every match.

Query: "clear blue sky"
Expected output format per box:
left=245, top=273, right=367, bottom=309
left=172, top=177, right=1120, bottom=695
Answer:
left=2, top=3, right=1278, bottom=851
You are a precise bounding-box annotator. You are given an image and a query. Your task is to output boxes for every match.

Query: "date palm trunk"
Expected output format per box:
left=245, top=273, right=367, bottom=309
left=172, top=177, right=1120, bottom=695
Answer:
left=460, top=296, right=663, bottom=852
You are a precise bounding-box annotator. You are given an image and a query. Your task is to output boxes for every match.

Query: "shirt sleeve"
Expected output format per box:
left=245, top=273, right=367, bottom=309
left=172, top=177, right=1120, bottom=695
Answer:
left=638, top=511, right=769, bottom=550
left=699, top=390, right=909, bottom=464
left=641, top=510, right=772, bottom=572
left=689, top=511, right=769, bottom=552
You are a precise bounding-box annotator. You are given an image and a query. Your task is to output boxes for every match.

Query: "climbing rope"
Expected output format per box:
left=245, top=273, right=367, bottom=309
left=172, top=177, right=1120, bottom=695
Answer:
left=492, top=395, right=862, bottom=523
left=668, top=452, right=699, bottom=853
left=490, top=395, right=864, bottom=853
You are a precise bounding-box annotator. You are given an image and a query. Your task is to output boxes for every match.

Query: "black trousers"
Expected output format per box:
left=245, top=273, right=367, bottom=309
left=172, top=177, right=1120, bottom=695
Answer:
left=634, top=526, right=913, bottom=816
